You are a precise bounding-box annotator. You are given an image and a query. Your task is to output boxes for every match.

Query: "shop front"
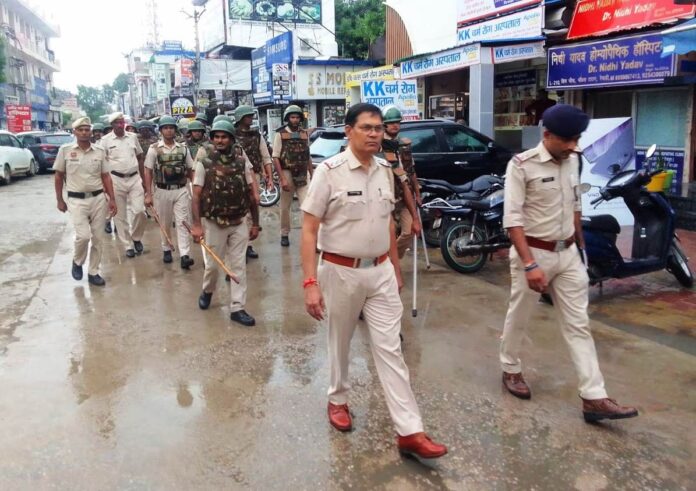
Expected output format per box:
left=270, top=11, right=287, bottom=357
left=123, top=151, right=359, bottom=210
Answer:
left=251, top=32, right=294, bottom=135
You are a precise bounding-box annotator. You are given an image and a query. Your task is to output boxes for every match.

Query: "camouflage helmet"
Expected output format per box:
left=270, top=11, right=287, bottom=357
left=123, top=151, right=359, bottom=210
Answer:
left=195, top=112, right=207, bottom=124
left=138, top=120, right=155, bottom=130
left=92, top=122, right=105, bottom=132
left=177, top=119, right=189, bottom=133
left=187, top=120, right=206, bottom=131
left=234, top=105, right=255, bottom=125
left=213, top=114, right=234, bottom=125
left=158, top=115, right=178, bottom=128
left=209, top=120, right=235, bottom=137
left=283, top=104, right=304, bottom=122
left=382, top=106, right=402, bottom=124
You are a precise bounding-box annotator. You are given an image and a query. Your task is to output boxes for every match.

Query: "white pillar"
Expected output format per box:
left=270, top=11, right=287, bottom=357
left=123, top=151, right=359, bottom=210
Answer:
left=469, top=47, right=494, bottom=139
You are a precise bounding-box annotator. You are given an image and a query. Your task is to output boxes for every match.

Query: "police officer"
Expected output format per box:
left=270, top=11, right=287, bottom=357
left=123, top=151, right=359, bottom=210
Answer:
left=137, top=120, right=158, bottom=151
left=234, top=105, right=274, bottom=259
left=190, top=120, right=260, bottom=327
left=143, top=115, right=195, bottom=269
left=300, top=103, right=447, bottom=459
left=272, top=105, right=313, bottom=247
left=101, top=112, right=146, bottom=258
left=501, top=104, right=638, bottom=423
left=53, top=117, right=117, bottom=286
left=186, top=120, right=209, bottom=160
left=381, top=107, right=422, bottom=258
left=91, top=122, right=105, bottom=144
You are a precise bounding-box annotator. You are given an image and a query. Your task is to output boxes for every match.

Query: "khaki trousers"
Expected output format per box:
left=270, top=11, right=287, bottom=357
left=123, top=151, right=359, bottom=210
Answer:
left=68, top=194, right=107, bottom=275
left=500, top=244, right=608, bottom=400
left=280, top=169, right=308, bottom=236
left=394, top=202, right=414, bottom=259
left=112, top=173, right=146, bottom=250
left=201, top=218, right=248, bottom=313
left=318, top=258, right=424, bottom=436
left=153, top=186, right=192, bottom=257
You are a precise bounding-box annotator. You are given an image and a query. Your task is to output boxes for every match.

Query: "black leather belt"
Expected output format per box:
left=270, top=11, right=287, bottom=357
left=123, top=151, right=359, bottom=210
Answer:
left=67, top=189, right=103, bottom=199
left=156, top=183, right=186, bottom=190
left=111, top=170, right=138, bottom=178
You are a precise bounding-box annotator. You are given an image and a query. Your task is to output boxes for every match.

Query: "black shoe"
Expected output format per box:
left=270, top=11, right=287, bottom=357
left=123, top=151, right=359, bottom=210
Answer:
left=281, top=236, right=290, bottom=247
left=163, top=250, right=173, bottom=263
left=133, top=240, right=144, bottom=254
left=180, top=255, right=194, bottom=269
left=246, top=245, right=259, bottom=259
left=71, top=261, right=83, bottom=281
left=230, top=310, right=255, bottom=326
left=198, top=291, right=212, bottom=310
left=104, top=221, right=112, bottom=234
left=87, top=274, right=106, bottom=286
left=126, top=249, right=136, bottom=258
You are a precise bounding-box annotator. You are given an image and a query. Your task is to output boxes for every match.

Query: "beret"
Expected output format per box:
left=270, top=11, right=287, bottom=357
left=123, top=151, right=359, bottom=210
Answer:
left=108, top=112, right=125, bottom=123
left=541, top=104, right=589, bottom=138
left=72, top=116, right=91, bottom=129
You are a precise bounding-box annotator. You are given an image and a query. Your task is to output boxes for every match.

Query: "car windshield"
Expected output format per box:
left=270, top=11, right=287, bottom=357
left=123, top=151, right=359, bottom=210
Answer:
left=41, top=135, right=73, bottom=145
left=310, top=134, right=346, bottom=159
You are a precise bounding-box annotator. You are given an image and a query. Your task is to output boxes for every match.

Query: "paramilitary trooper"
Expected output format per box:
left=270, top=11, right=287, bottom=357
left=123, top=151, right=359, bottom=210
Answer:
left=381, top=107, right=422, bottom=259
left=500, top=104, right=638, bottom=423
left=272, top=105, right=313, bottom=248
left=137, top=120, right=158, bottom=151
left=53, top=117, right=117, bottom=286
left=143, top=115, right=195, bottom=269
left=176, top=118, right=189, bottom=144
left=91, top=122, right=105, bottom=144
left=234, top=105, right=274, bottom=259
left=186, top=119, right=209, bottom=161
left=190, top=120, right=261, bottom=327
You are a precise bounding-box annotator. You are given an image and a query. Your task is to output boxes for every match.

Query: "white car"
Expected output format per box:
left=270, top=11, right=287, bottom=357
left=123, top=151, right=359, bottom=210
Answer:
left=0, top=130, right=37, bottom=185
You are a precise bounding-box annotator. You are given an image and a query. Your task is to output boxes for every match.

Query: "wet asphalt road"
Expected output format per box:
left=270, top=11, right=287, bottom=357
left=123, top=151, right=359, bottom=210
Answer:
left=1, top=174, right=695, bottom=490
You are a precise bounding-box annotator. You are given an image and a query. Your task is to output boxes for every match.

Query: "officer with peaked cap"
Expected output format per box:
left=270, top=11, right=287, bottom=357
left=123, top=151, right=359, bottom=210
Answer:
left=52, top=117, right=117, bottom=286
left=500, top=104, right=639, bottom=423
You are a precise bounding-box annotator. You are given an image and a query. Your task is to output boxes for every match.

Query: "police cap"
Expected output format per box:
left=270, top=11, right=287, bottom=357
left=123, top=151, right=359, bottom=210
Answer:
left=541, top=104, right=589, bottom=138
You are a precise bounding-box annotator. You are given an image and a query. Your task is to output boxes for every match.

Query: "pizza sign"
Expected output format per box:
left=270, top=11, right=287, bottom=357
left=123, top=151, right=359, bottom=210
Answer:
left=169, top=96, right=196, bottom=118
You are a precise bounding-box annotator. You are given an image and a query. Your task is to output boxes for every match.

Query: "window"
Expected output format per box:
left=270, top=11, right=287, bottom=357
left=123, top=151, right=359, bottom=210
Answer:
left=399, top=128, right=440, bottom=153
left=0, top=134, right=13, bottom=147
left=590, top=91, right=632, bottom=119
left=636, top=89, right=689, bottom=148
left=8, top=136, right=22, bottom=148
left=442, top=126, right=487, bottom=152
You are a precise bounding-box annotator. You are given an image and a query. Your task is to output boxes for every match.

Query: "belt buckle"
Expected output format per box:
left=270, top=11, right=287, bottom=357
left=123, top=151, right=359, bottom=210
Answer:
left=356, top=257, right=375, bottom=269
left=553, top=240, right=566, bottom=252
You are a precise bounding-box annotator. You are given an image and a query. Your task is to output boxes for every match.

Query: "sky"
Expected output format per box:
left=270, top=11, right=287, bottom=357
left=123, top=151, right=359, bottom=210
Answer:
left=28, top=0, right=197, bottom=92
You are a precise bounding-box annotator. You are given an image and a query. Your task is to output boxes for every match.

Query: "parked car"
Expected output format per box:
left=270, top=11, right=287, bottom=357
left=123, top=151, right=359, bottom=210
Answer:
left=309, top=120, right=512, bottom=183
left=0, top=130, right=37, bottom=185
left=16, top=131, right=74, bottom=173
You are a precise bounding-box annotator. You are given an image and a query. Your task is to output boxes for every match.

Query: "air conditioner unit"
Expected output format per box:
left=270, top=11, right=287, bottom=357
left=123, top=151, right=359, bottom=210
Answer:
left=297, top=37, right=320, bottom=53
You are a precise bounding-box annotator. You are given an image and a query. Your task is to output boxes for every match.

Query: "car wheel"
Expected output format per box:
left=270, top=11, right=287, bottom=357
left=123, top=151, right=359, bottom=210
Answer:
left=26, top=160, right=37, bottom=177
left=1, top=164, right=11, bottom=185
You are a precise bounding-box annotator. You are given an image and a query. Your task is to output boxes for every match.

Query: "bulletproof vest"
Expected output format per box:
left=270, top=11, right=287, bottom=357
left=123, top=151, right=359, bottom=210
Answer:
left=138, top=134, right=158, bottom=151
left=381, top=137, right=409, bottom=202
left=235, top=128, right=263, bottom=173
left=279, top=129, right=310, bottom=187
left=398, top=139, right=415, bottom=175
left=187, top=137, right=209, bottom=161
left=153, top=143, right=188, bottom=186
left=199, top=144, right=250, bottom=227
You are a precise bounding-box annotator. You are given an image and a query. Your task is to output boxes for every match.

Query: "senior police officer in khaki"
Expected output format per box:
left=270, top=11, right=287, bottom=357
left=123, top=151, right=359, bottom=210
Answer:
left=101, top=112, right=146, bottom=258
left=143, top=115, right=195, bottom=269
left=53, top=117, right=117, bottom=286
left=500, top=104, right=638, bottom=423
left=301, top=103, right=447, bottom=460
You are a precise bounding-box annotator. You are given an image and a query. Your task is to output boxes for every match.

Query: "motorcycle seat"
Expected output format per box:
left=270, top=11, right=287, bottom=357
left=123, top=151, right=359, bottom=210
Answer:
left=462, top=200, right=492, bottom=211
left=424, top=178, right=474, bottom=194
left=582, top=214, right=620, bottom=235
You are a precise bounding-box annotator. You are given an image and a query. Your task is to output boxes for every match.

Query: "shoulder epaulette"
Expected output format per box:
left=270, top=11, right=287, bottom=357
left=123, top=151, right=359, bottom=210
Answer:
left=324, top=155, right=348, bottom=169
left=375, top=156, right=390, bottom=168
left=511, top=147, right=539, bottom=165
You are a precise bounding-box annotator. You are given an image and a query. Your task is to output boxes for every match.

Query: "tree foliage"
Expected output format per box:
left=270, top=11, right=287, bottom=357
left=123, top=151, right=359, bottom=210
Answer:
left=76, top=85, right=108, bottom=121
left=102, top=83, right=115, bottom=106
left=335, top=0, right=385, bottom=60
left=112, top=73, right=130, bottom=94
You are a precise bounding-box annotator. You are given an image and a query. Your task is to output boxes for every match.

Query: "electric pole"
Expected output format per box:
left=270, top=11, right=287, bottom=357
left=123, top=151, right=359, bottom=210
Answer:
left=181, top=6, right=206, bottom=108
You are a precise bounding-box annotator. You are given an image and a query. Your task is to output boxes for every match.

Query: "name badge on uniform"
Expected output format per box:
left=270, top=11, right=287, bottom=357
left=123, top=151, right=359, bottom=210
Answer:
left=347, top=191, right=362, bottom=196
left=542, top=177, right=555, bottom=183
left=70, top=152, right=77, bottom=158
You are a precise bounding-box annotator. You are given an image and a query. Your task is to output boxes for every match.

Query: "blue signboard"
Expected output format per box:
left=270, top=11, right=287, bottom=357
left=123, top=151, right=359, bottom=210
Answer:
left=31, top=77, right=50, bottom=113
left=251, top=46, right=272, bottom=105
left=266, top=31, right=293, bottom=67
left=547, top=34, right=677, bottom=90
left=635, top=148, right=685, bottom=195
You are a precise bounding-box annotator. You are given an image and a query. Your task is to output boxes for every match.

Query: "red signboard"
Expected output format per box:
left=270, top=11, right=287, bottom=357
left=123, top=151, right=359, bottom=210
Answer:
left=4, top=104, right=32, bottom=133
left=568, top=0, right=695, bottom=40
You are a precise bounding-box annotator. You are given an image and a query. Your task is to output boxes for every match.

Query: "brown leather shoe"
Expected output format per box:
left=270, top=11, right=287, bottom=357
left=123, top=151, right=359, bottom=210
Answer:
left=502, top=372, right=531, bottom=399
left=397, top=432, right=448, bottom=459
left=582, top=398, right=639, bottom=422
left=327, top=403, right=352, bottom=432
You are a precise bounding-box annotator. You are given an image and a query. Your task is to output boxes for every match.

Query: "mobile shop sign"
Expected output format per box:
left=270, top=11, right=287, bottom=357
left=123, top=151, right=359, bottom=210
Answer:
left=400, top=44, right=481, bottom=79
left=4, top=104, right=32, bottom=133
left=360, top=80, right=419, bottom=120
left=251, top=45, right=272, bottom=105
left=272, top=63, right=292, bottom=103
left=457, top=6, right=543, bottom=45
left=265, top=31, right=293, bottom=66
left=169, top=96, right=195, bottom=118
left=493, top=41, right=545, bottom=63
left=547, top=34, right=677, bottom=90
left=568, top=0, right=695, bottom=41
left=457, top=0, right=541, bottom=25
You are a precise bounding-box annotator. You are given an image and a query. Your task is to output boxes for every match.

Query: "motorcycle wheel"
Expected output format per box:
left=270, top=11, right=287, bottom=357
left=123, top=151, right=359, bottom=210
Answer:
left=440, top=222, right=487, bottom=274
left=666, top=241, right=693, bottom=288
left=259, top=173, right=281, bottom=207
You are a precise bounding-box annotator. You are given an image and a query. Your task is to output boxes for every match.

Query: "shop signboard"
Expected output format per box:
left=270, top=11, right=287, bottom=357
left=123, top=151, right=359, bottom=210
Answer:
left=360, top=80, right=419, bottom=120
left=295, top=65, right=356, bottom=99
left=346, top=65, right=398, bottom=86
left=266, top=31, right=293, bottom=66
left=493, top=41, right=545, bottom=63
left=568, top=0, right=695, bottom=41
left=272, top=63, right=292, bottom=104
left=547, top=34, right=677, bottom=90
left=151, top=63, right=170, bottom=101
left=169, top=95, right=196, bottom=119
left=400, top=44, right=481, bottom=79
left=5, top=104, right=32, bottom=133
left=251, top=45, right=272, bottom=105
left=635, top=148, right=685, bottom=196
left=457, top=6, right=543, bottom=46
left=228, top=0, right=321, bottom=24
left=457, top=0, right=541, bottom=26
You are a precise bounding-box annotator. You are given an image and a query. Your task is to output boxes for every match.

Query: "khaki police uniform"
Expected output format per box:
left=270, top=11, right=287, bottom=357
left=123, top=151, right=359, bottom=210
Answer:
left=272, top=128, right=310, bottom=236
left=301, top=147, right=424, bottom=437
left=101, top=131, right=146, bottom=251
left=500, top=142, right=607, bottom=400
left=144, top=141, right=195, bottom=258
left=53, top=142, right=109, bottom=275
left=193, top=147, right=255, bottom=313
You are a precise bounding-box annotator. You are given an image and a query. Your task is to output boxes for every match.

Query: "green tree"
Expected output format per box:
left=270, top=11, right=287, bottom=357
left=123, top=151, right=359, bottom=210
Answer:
left=76, top=85, right=107, bottom=121
left=102, top=83, right=115, bottom=106
left=62, top=111, right=73, bottom=128
left=335, top=0, right=385, bottom=60
left=113, top=73, right=130, bottom=94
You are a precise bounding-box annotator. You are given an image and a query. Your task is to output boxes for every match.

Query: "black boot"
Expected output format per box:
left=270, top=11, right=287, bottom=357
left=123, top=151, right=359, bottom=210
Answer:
left=126, top=249, right=136, bottom=258
left=72, top=261, right=83, bottom=281
left=230, top=310, right=255, bottom=326
left=133, top=240, right=144, bottom=254
left=246, top=245, right=259, bottom=259
left=280, top=236, right=290, bottom=247
left=88, top=274, right=106, bottom=286
left=180, top=255, right=194, bottom=269
left=104, top=221, right=112, bottom=234
left=163, top=250, right=173, bottom=263
left=198, top=291, right=212, bottom=310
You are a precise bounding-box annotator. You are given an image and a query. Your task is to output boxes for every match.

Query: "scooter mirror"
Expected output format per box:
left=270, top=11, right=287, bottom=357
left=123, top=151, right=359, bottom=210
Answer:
left=579, top=183, right=592, bottom=194
left=646, top=143, right=657, bottom=159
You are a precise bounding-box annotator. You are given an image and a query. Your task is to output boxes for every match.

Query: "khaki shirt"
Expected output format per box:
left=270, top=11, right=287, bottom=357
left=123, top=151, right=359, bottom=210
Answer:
left=192, top=146, right=255, bottom=188
left=52, top=142, right=107, bottom=193
left=301, top=147, right=395, bottom=258
left=271, top=126, right=307, bottom=160
left=101, top=131, right=143, bottom=174
left=503, top=142, right=582, bottom=241
left=259, top=133, right=273, bottom=166
left=144, top=140, right=194, bottom=170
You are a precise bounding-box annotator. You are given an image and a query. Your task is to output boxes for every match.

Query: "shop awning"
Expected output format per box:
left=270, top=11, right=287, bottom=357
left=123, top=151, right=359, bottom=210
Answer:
left=662, top=18, right=696, bottom=57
